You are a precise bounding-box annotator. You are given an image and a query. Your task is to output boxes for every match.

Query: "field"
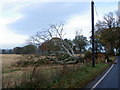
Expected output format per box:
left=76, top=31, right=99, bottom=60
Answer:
left=2, top=54, right=21, bottom=67
left=1, top=54, right=110, bottom=88
left=2, top=54, right=82, bottom=88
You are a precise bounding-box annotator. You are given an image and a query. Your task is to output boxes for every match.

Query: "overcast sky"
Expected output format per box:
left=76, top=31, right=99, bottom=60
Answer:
left=0, top=0, right=119, bottom=49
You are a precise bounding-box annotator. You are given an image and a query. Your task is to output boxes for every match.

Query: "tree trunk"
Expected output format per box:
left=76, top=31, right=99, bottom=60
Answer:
left=63, top=63, right=67, bottom=73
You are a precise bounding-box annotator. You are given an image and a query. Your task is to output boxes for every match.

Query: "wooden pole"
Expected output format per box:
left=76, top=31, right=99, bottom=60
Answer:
left=91, top=0, right=95, bottom=67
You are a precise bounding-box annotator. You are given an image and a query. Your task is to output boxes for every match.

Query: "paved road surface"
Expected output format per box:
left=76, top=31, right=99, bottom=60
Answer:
left=94, top=56, right=120, bottom=89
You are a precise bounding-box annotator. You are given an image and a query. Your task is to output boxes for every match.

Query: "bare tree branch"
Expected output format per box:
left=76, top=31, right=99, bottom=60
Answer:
left=28, top=23, right=79, bottom=64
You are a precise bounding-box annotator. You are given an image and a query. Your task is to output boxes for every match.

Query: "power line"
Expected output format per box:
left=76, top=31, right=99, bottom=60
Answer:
left=94, top=3, right=100, bottom=21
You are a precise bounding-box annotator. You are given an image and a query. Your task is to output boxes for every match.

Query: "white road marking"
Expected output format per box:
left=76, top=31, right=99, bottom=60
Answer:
left=91, top=59, right=117, bottom=90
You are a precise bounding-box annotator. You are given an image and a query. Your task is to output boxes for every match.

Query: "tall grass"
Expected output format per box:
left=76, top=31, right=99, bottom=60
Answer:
left=14, top=63, right=108, bottom=88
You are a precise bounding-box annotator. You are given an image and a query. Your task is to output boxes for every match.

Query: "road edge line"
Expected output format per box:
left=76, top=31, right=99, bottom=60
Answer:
left=91, top=60, right=117, bottom=90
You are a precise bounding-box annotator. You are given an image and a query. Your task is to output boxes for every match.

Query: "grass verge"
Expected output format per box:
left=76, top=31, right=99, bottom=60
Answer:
left=15, top=63, right=109, bottom=88
left=51, top=63, right=109, bottom=88
left=2, top=67, right=21, bottom=74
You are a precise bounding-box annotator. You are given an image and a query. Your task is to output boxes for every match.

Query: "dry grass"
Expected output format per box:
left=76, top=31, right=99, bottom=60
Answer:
left=1, top=54, right=24, bottom=88
left=2, top=54, right=84, bottom=88
left=2, top=63, right=83, bottom=88
left=2, top=54, right=21, bottom=67
left=1, top=54, right=111, bottom=88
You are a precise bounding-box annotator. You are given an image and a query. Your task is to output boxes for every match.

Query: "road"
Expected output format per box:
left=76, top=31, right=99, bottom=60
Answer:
left=94, top=56, right=120, bottom=89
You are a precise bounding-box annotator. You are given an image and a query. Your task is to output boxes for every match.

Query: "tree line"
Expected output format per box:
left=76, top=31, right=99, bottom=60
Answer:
left=1, top=45, right=37, bottom=54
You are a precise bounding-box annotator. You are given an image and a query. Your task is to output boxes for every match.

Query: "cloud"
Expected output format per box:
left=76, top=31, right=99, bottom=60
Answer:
left=0, top=1, right=32, bottom=48
left=0, top=1, right=118, bottom=49
left=0, top=28, right=28, bottom=49
left=8, top=2, right=89, bottom=35
left=0, top=2, right=90, bottom=48
left=0, top=15, right=28, bottom=49
left=64, top=14, right=91, bottom=40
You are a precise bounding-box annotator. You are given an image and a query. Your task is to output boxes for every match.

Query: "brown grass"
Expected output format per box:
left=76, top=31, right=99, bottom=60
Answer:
left=2, top=54, right=21, bottom=67
left=1, top=54, right=111, bottom=88
left=2, top=54, right=84, bottom=88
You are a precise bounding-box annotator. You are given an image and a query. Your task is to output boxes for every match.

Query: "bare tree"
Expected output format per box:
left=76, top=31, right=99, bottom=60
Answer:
left=28, top=23, right=81, bottom=72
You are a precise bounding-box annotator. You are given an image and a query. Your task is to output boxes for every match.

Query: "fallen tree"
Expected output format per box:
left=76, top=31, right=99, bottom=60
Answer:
left=27, top=23, right=83, bottom=72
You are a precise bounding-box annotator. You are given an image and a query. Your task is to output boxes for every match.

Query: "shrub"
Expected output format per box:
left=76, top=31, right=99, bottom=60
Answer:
left=84, top=51, right=92, bottom=59
left=84, top=51, right=92, bottom=65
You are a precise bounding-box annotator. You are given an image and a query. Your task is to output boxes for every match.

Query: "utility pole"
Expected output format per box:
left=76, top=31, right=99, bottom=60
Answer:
left=91, top=0, right=95, bottom=67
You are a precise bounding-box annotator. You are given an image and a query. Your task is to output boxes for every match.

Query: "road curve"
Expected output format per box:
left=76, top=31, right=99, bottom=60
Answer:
left=93, top=56, right=120, bottom=89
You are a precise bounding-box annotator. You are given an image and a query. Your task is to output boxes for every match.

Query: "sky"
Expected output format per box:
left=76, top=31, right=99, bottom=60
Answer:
left=0, top=0, right=119, bottom=49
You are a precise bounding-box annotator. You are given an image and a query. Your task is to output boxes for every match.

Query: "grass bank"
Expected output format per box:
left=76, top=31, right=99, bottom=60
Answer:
left=51, top=63, right=109, bottom=88
left=2, top=67, right=21, bottom=74
left=16, top=63, right=109, bottom=88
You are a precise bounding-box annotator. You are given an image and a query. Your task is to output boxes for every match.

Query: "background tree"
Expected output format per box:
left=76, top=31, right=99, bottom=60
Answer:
left=73, top=32, right=88, bottom=54
left=22, top=44, right=37, bottom=54
left=39, top=37, right=61, bottom=54
left=2, top=49, right=6, bottom=54
left=13, top=47, right=23, bottom=54
left=95, top=11, right=120, bottom=56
